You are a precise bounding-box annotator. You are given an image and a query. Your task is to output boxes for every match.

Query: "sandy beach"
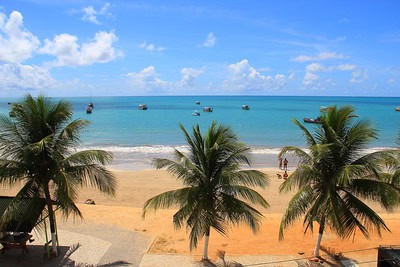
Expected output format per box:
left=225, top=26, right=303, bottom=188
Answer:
left=1, top=167, right=399, bottom=266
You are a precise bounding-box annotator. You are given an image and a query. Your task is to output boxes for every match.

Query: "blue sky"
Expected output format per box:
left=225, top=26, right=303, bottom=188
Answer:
left=0, top=0, right=399, bottom=97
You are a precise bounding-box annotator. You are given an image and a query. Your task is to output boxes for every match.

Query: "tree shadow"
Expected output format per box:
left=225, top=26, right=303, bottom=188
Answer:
left=0, top=243, right=131, bottom=267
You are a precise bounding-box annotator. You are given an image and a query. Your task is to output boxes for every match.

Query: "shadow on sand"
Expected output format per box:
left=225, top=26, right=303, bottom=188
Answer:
left=0, top=243, right=131, bottom=267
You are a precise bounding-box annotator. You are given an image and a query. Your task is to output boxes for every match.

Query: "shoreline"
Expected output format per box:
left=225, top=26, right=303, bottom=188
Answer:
left=98, top=145, right=396, bottom=171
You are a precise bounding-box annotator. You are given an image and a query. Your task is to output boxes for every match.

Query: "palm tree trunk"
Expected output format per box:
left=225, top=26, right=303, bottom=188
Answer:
left=203, top=227, right=210, bottom=260
left=43, top=184, right=57, bottom=256
left=313, top=218, right=325, bottom=257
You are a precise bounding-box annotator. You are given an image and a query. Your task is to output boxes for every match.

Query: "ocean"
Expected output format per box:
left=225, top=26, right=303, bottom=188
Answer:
left=1, top=95, right=399, bottom=169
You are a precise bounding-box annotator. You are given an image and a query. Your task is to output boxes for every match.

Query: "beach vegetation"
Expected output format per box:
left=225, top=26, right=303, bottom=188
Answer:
left=0, top=94, right=116, bottom=256
left=142, top=121, right=269, bottom=260
left=278, top=105, right=400, bottom=257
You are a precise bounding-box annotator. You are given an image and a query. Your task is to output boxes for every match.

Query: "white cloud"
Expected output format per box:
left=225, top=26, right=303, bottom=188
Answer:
left=0, top=63, right=56, bottom=90
left=179, top=68, right=203, bottom=87
left=387, top=78, right=396, bottom=84
left=40, top=31, right=121, bottom=67
left=223, top=59, right=286, bottom=92
left=0, top=11, right=40, bottom=63
left=288, top=73, right=296, bottom=80
left=126, top=66, right=203, bottom=92
left=336, top=64, right=356, bottom=71
left=139, top=42, right=166, bottom=52
left=292, top=52, right=347, bottom=62
left=306, top=63, right=326, bottom=72
left=81, top=3, right=111, bottom=25
left=350, top=69, right=368, bottom=83
left=303, top=72, right=319, bottom=86
left=305, top=63, right=357, bottom=73
left=126, top=66, right=168, bottom=91
left=201, top=32, right=216, bottom=48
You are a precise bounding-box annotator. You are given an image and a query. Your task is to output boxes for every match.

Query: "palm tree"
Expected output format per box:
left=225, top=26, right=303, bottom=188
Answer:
left=143, top=122, right=269, bottom=260
left=278, top=106, right=400, bottom=257
left=0, top=94, right=117, bottom=256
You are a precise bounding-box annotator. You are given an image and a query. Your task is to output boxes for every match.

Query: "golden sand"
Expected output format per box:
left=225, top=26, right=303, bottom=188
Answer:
left=1, top=168, right=399, bottom=263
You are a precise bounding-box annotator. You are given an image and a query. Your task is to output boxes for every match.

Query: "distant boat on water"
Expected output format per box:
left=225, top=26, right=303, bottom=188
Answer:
left=320, top=106, right=334, bottom=112
left=192, top=110, right=200, bottom=116
left=241, top=105, right=250, bottom=110
left=203, top=107, right=213, bottom=112
left=139, top=104, right=148, bottom=110
left=86, top=107, right=93, bottom=114
left=196, top=101, right=200, bottom=105
left=395, top=107, right=400, bottom=111
left=88, top=102, right=94, bottom=109
left=303, top=117, right=322, bottom=124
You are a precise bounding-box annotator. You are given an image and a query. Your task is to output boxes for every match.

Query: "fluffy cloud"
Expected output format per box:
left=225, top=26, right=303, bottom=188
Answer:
left=201, top=32, right=216, bottom=48
left=350, top=69, right=368, bottom=83
left=0, top=63, right=56, bottom=90
left=80, top=3, right=111, bottom=25
left=126, top=66, right=168, bottom=90
left=179, top=68, right=203, bottom=87
left=0, top=11, right=40, bottom=63
left=139, top=42, right=166, bottom=52
left=303, top=72, right=319, bottom=86
left=306, top=63, right=325, bottom=72
left=292, top=52, right=347, bottom=62
left=126, top=66, right=203, bottom=92
left=223, top=59, right=286, bottom=92
left=40, top=31, right=121, bottom=67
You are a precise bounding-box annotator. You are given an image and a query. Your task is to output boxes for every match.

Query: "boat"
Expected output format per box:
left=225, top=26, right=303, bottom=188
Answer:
left=202, top=107, right=213, bottom=112
left=88, top=102, right=94, bottom=109
left=86, top=107, right=93, bottom=114
left=196, top=101, right=200, bottom=105
left=303, top=117, right=322, bottom=124
left=241, top=105, right=250, bottom=110
left=320, top=106, right=334, bottom=112
left=395, top=107, right=400, bottom=111
left=139, top=104, right=148, bottom=110
left=192, top=110, right=201, bottom=116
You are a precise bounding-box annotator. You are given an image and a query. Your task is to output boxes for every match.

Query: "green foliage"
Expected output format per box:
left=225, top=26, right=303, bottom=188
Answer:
left=279, top=106, right=400, bottom=241
left=0, top=94, right=116, bottom=224
left=143, top=121, right=269, bottom=250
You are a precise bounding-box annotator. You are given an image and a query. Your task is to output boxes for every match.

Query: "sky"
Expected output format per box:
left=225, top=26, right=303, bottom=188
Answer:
left=0, top=0, right=399, bottom=97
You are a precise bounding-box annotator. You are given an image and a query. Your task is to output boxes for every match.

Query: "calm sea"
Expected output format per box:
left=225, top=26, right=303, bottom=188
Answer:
left=1, top=96, right=399, bottom=169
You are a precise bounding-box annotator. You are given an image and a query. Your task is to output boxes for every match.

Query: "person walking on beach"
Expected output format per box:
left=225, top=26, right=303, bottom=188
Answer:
left=283, top=158, right=288, bottom=170
left=278, top=157, right=283, bottom=169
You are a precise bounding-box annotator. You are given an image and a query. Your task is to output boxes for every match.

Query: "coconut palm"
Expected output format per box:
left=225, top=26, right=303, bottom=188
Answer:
left=143, top=122, right=269, bottom=260
left=0, top=94, right=116, bottom=256
left=278, top=106, right=400, bottom=257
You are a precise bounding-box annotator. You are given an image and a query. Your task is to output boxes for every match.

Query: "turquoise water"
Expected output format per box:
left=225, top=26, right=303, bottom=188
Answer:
left=1, top=96, right=399, bottom=169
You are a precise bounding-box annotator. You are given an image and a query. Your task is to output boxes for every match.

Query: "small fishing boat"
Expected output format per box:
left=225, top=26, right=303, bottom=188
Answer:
left=320, top=106, right=334, bottom=112
left=139, top=104, right=148, bottom=110
left=196, top=101, right=201, bottom=105
left=203, top=107, right=213, bottom=112
left=86, top=107, right=93, bottom=114
left=303, top=117, right=322, bottom=124
left=88, top=102, right=94, bottom=109
left=395, top=107, right=400, bottom=111
left=192, top=110, right=201, bottom=116
left=241, top=105, right=250, bottom=110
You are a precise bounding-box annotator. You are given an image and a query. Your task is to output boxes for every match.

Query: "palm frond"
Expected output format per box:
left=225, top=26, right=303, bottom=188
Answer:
left=279, top=185, right=315, bottom=239
left=142, top=187, right=192, bottom=217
